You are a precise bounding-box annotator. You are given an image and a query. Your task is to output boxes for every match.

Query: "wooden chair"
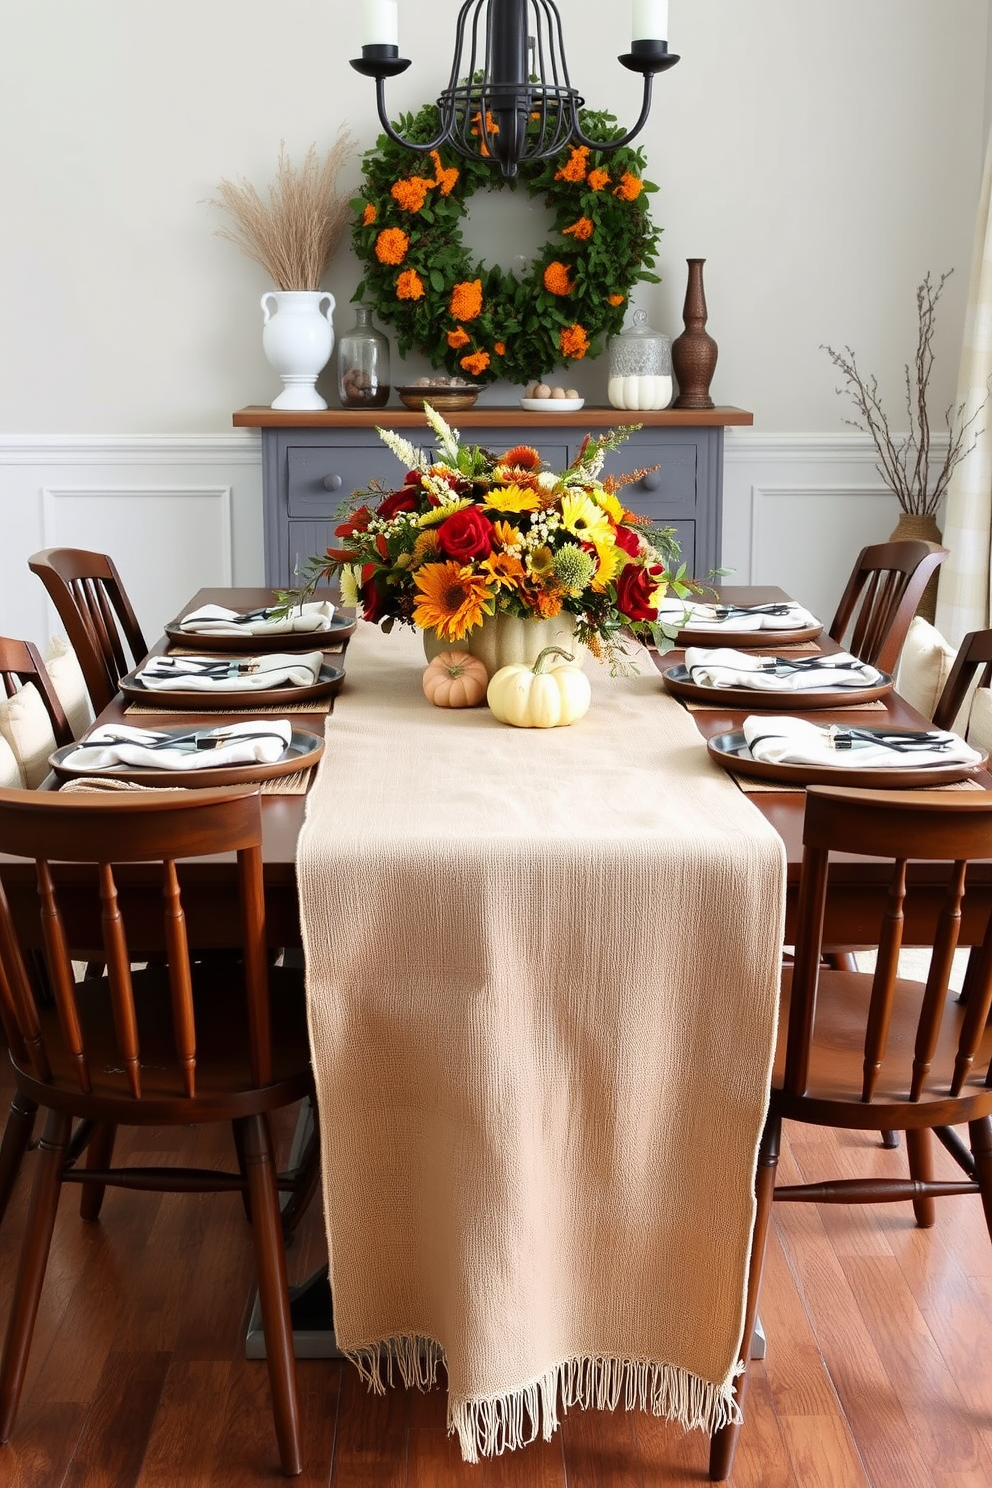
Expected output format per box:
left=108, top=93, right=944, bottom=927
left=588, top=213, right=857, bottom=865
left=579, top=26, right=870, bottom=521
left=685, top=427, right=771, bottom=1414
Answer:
left=0, top=637, right=73, bottom=747
left=828, top=539, right=948, bottom=675
left=28, top=548, right=148, bottom=714
left=0, top=785, right=315, bottom=1476
left=710, top=784, right=992, bottom=1481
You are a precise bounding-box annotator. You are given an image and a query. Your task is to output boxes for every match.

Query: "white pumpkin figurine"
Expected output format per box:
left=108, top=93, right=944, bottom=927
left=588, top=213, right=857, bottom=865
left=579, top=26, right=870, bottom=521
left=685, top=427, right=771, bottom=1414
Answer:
left=486, top=646, right=591, bottom=729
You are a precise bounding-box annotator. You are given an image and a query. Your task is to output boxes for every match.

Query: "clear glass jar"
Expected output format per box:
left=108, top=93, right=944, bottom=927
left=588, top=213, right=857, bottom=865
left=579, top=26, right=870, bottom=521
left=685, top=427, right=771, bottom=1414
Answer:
left=338, top=306, right=391, bottom=408
left=607, top=309, right=673, bottom=411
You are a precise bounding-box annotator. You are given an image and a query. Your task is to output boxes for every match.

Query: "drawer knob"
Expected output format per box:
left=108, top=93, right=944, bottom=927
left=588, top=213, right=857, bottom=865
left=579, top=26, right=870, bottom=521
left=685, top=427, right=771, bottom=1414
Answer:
left=639, top=470, right=662, bottom=492
left=322, top=473, right=343, bottom=491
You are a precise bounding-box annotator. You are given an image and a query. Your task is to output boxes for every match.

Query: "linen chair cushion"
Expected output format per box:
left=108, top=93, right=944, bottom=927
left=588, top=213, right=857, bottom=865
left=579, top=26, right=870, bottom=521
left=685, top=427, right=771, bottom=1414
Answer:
left=0, top=735, right=25, bottom=789
left=45, top=636, right=93, bottom=739
left=966, top=686, right=992, bottom=756
left=896, top=616, right=958, bottom=721
left=0, top=681, right=58, bottom=788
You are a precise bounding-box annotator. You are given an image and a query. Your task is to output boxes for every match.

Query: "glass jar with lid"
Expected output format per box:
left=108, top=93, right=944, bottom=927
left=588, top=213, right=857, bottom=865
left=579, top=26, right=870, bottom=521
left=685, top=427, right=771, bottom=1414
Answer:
left=338, top=306, right=391, bottom=408
left=607, top=309, right=673, bottom=411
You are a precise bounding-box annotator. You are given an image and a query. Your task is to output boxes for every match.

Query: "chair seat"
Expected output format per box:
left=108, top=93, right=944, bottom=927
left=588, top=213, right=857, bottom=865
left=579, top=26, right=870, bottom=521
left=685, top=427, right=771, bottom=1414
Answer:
left=774, top=966, right=992, bottom=1126
left=12, top=962, right=313, bottom=1123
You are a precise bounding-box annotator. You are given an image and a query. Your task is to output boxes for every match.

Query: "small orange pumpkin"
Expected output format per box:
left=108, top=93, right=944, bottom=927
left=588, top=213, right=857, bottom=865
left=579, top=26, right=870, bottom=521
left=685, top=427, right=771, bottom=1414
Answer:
left=422, top=650, right=489, bottom=708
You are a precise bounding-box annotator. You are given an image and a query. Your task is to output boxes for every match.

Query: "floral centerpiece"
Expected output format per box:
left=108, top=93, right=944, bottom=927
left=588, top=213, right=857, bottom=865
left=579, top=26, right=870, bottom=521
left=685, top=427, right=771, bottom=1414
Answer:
left=287, top=404, right=699, bottom=669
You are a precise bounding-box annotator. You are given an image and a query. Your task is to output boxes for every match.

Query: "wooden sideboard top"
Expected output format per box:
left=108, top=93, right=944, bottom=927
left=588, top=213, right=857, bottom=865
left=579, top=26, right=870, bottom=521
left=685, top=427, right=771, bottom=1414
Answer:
left=233, top=404, right=754, bottom=430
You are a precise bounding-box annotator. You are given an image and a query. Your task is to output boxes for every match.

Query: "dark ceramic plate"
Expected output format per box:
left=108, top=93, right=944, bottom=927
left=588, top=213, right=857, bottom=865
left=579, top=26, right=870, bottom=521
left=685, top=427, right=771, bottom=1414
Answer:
left=663, top=663, right=893, bottom=711
left=119, top=661, right=344, bottom=711
left=164, top=612, right=356, bottom=653
left=50, top=727, right=325, bottom=789
left=707, top=730, right=987, bottom=789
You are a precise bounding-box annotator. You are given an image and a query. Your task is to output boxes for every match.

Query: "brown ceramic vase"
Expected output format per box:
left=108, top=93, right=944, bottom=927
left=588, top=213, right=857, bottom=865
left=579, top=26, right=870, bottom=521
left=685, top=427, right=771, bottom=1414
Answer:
left=671, top=258, right=718, bottom=410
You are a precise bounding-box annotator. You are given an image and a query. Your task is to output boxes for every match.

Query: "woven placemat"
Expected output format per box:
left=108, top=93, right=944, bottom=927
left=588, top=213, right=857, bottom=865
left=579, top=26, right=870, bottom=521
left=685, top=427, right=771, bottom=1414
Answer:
left=731, top=773, right=985, bottom=796
left=123, top=697, right=332, bottom=716
left=58, top=766, right=315, bottom=796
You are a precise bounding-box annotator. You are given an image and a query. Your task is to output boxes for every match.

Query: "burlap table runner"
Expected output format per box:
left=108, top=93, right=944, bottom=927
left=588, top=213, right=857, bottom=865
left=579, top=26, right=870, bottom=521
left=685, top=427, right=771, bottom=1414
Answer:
left=296, top=622, right=787, bottom=1461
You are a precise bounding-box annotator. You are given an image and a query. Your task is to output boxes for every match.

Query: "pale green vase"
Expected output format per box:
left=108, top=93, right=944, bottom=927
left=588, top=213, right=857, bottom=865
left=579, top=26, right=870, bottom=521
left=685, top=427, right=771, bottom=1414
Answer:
left=422, top=611, right=586, bottom=675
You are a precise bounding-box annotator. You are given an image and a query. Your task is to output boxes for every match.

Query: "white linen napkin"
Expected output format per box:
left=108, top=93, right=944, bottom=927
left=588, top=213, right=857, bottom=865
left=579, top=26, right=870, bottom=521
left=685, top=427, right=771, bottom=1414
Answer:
left=177, top=601, right=336, bottom=636
left=659, top=599, right=820, bottom=632
left=684, top=647, right=882, bottom=692
left=135, top=651, right=324, bottom=692
left=64, top=720, right=293, bottom=772
left=741, top=715, right=984, bottom=770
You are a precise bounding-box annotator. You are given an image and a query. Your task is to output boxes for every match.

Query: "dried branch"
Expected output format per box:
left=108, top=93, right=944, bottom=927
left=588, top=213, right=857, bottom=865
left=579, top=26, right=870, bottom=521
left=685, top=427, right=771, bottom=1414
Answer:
left=822, top=269, right=988, bottom=516
left=206, top=129, right=356, bottom=291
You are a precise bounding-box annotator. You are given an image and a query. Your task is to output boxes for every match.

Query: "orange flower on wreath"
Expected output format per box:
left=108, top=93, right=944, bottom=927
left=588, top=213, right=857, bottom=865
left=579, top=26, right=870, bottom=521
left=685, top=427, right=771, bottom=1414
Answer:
left=494, top=341, right=506, bottom=356
left=396, top=268, right=425, bottom=300
left=429, top=150, right=459, bottom=196
left=562, top=216, right=594, bottom=242
left=613, top=172, right=644, bottom=201
left=587, top=168, right=611, bottom=192
left=554, top=145, right=589, bottom=183
left=374, top=227, right=409, bottom=265
left=391, top=176, right=435, bottom=213
left=447, top=325, right=471, bottom=350
left=543, top=261, right=574, bottom=296
left=560, top=324, right=590, bottom=359
left=450, top=279, right=483, bottom=320
left=469, top=110, right=500, bottom=157
left=460, top=350, right=491, bottom=377
left=608, top=293, right=625, bottom=307
left=361, top=202, right=377, bottom=226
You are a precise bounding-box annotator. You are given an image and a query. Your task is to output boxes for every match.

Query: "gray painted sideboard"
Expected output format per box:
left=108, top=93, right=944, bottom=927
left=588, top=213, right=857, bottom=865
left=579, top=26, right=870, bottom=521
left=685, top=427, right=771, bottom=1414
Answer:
left=233, top=406, right=753, bottom=590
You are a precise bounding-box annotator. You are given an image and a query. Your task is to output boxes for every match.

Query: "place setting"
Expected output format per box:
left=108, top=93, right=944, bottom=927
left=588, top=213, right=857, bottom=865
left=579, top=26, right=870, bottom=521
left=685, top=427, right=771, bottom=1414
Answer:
left=165, top=599, right=357, bottom=652
left=49, top=718, right=325, bottom=789
left=657, top=597, right=823, bottom=647
left=663, top=647, right=893, bottom=710
left=118, top=649, right=345, bottom=711
left=707, top=714, right=988, bottom=790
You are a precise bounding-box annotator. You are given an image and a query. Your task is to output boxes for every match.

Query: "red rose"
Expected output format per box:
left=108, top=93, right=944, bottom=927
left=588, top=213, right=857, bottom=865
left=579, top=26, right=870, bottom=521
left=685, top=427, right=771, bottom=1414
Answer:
left=334, top=505, right=373, bottom=539
left=614, top=525, right=641, bottom=557
left=377, top=489, right=419, bottom=520
left=360, top=565, right=387, bottom=623
left=437, top=506, right=494, bottom=562
left=615, top=562, right=666, bottom=622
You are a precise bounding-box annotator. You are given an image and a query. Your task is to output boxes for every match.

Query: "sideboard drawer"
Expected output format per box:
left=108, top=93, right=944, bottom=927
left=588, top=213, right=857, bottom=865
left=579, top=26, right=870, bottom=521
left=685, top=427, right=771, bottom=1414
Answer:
left=286, top=444, right=418, bottom=516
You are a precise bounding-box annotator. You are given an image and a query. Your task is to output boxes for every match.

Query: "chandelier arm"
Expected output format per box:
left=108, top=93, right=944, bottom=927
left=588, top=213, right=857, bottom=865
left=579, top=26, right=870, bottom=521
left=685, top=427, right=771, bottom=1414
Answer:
left=568, top=74, right=655, bottom=154
left=370, top=76, right=455, bottom=157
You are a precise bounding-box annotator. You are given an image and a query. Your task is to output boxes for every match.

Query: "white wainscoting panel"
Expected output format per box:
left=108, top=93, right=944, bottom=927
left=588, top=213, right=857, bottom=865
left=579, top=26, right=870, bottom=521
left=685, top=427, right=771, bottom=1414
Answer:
left=0, top=433, right=262, bottom=650
left=0, top=428, right=941, bottom=653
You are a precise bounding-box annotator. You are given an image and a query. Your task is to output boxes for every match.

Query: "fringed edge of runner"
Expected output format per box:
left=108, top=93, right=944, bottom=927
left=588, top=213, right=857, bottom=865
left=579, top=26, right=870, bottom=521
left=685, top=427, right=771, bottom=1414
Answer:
left=344, top=1337, right=744, bottom=1465
left=449, top=1354, right=745, bottom=1464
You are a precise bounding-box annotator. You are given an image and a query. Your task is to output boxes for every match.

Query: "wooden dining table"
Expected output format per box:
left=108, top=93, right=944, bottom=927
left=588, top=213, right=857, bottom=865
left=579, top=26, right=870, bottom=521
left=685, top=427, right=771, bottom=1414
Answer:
left=8, top=582, right=985, bottom=950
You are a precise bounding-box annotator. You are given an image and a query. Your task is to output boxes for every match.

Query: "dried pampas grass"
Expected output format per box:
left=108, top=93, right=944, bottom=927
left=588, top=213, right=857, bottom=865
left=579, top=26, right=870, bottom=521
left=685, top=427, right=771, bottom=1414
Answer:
left=207, top=128, right=356, bottom=291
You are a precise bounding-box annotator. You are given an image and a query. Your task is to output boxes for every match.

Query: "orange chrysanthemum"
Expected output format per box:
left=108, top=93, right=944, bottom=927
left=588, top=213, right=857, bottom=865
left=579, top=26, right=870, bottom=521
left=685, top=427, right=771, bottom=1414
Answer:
left=560, top=324, right=590, bottom=359
left=554, top=145, right=590, bottom=183
left=450, top=279, right=483, bottom=321
left=396, top=269, right=425, bottom=300
left=429, top=150, right=459, bottom=196
left=361, top=202, right=377, bottom=226
left=494, top=341, right=506, bottom=356
left=587, top=168, right=611, bottom=192
left=374, top=227, right=409, bottom=265
left=543, top=261, right=574, bottom=296
left=460, top=350, right=491, bottom=376
left=562, top=216, right=594, bottom=242
left=447, top=326, right=471, bottom=350
left=413, top=561, right=494, bottom=641
left=533, top=587, right=565, bottom=618
left=391, top=176, right=434, bottom=213
left=608, top=293, right=625, bottom=307
left=614, top=172, right=644, bottom=201
left=500, top=445, right=541, bottom=471
left=481, top=552, right=526, bottom=589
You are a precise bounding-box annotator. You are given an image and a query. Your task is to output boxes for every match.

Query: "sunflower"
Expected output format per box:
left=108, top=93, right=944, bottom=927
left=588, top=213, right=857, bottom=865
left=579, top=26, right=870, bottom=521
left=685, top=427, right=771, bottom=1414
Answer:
left=412, top=561, right=495, bottom=640
left=560, top=491, right=613, bottom=543
left=481, top=552, right=527, bottom=589
left=484, top=483, right=541, bottom=514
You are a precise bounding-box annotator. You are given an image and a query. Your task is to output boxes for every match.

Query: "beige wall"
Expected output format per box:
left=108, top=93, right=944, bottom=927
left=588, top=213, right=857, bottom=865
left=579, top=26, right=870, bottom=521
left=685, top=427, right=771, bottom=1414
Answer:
left=0, top=0, right=988, bottom=434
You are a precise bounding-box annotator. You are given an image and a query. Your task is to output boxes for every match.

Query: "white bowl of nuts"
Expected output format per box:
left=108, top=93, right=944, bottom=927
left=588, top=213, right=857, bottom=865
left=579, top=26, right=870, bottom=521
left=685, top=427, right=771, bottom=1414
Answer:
left=520, top=381, right=584, bottom=413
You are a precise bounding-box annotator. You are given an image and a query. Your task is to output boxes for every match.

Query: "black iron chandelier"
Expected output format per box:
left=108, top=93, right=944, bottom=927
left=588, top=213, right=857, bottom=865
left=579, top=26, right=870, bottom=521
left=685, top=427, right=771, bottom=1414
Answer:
left=351, top=0, right=680, bottom=179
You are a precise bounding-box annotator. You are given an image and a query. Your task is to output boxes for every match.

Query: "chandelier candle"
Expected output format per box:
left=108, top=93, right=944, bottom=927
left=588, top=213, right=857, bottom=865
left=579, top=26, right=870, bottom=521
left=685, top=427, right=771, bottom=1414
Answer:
left=361, top=0, right=398, bottom=48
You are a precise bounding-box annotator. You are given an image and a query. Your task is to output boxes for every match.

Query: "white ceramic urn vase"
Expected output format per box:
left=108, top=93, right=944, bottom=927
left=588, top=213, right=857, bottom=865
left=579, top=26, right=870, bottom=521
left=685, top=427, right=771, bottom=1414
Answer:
left=422, top=611, right=586, bottom=675
left=260, top=290, right=335, bottom=410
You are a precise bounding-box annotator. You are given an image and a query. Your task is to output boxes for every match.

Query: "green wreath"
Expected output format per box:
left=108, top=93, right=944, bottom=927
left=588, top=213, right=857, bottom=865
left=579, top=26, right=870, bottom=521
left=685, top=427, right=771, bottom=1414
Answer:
left=351, top=104, right=661, bottom=387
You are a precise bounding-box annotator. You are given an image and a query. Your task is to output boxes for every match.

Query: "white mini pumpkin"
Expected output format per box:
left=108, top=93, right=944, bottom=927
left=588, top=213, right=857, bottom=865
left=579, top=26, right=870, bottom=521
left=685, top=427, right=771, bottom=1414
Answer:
left=486, top=647, right=591, bottom=729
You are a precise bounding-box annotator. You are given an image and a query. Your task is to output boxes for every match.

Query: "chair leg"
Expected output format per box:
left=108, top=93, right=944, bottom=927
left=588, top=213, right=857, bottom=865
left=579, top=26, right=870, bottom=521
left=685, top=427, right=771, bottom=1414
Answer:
left=231, top=1119, right=253, bottom=1224
left=239, top=1113, right=303, bottom=1477
left=969, top=1115, right=992, bottom=1243
left=709, top=1113, right=781, bottom=1482
left=906, top=1128, right=936, bottom=1228
left=0, top=1092, right=38, bottom=1224
left=0, top=1108, right=70, bottom=1441
left=78, top=1121, right=117, bottom=1222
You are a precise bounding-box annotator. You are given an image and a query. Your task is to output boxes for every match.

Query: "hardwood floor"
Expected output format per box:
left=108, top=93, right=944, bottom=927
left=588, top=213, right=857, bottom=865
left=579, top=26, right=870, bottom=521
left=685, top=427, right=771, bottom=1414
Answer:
left=1, top=1063, right=991, bottom=1487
